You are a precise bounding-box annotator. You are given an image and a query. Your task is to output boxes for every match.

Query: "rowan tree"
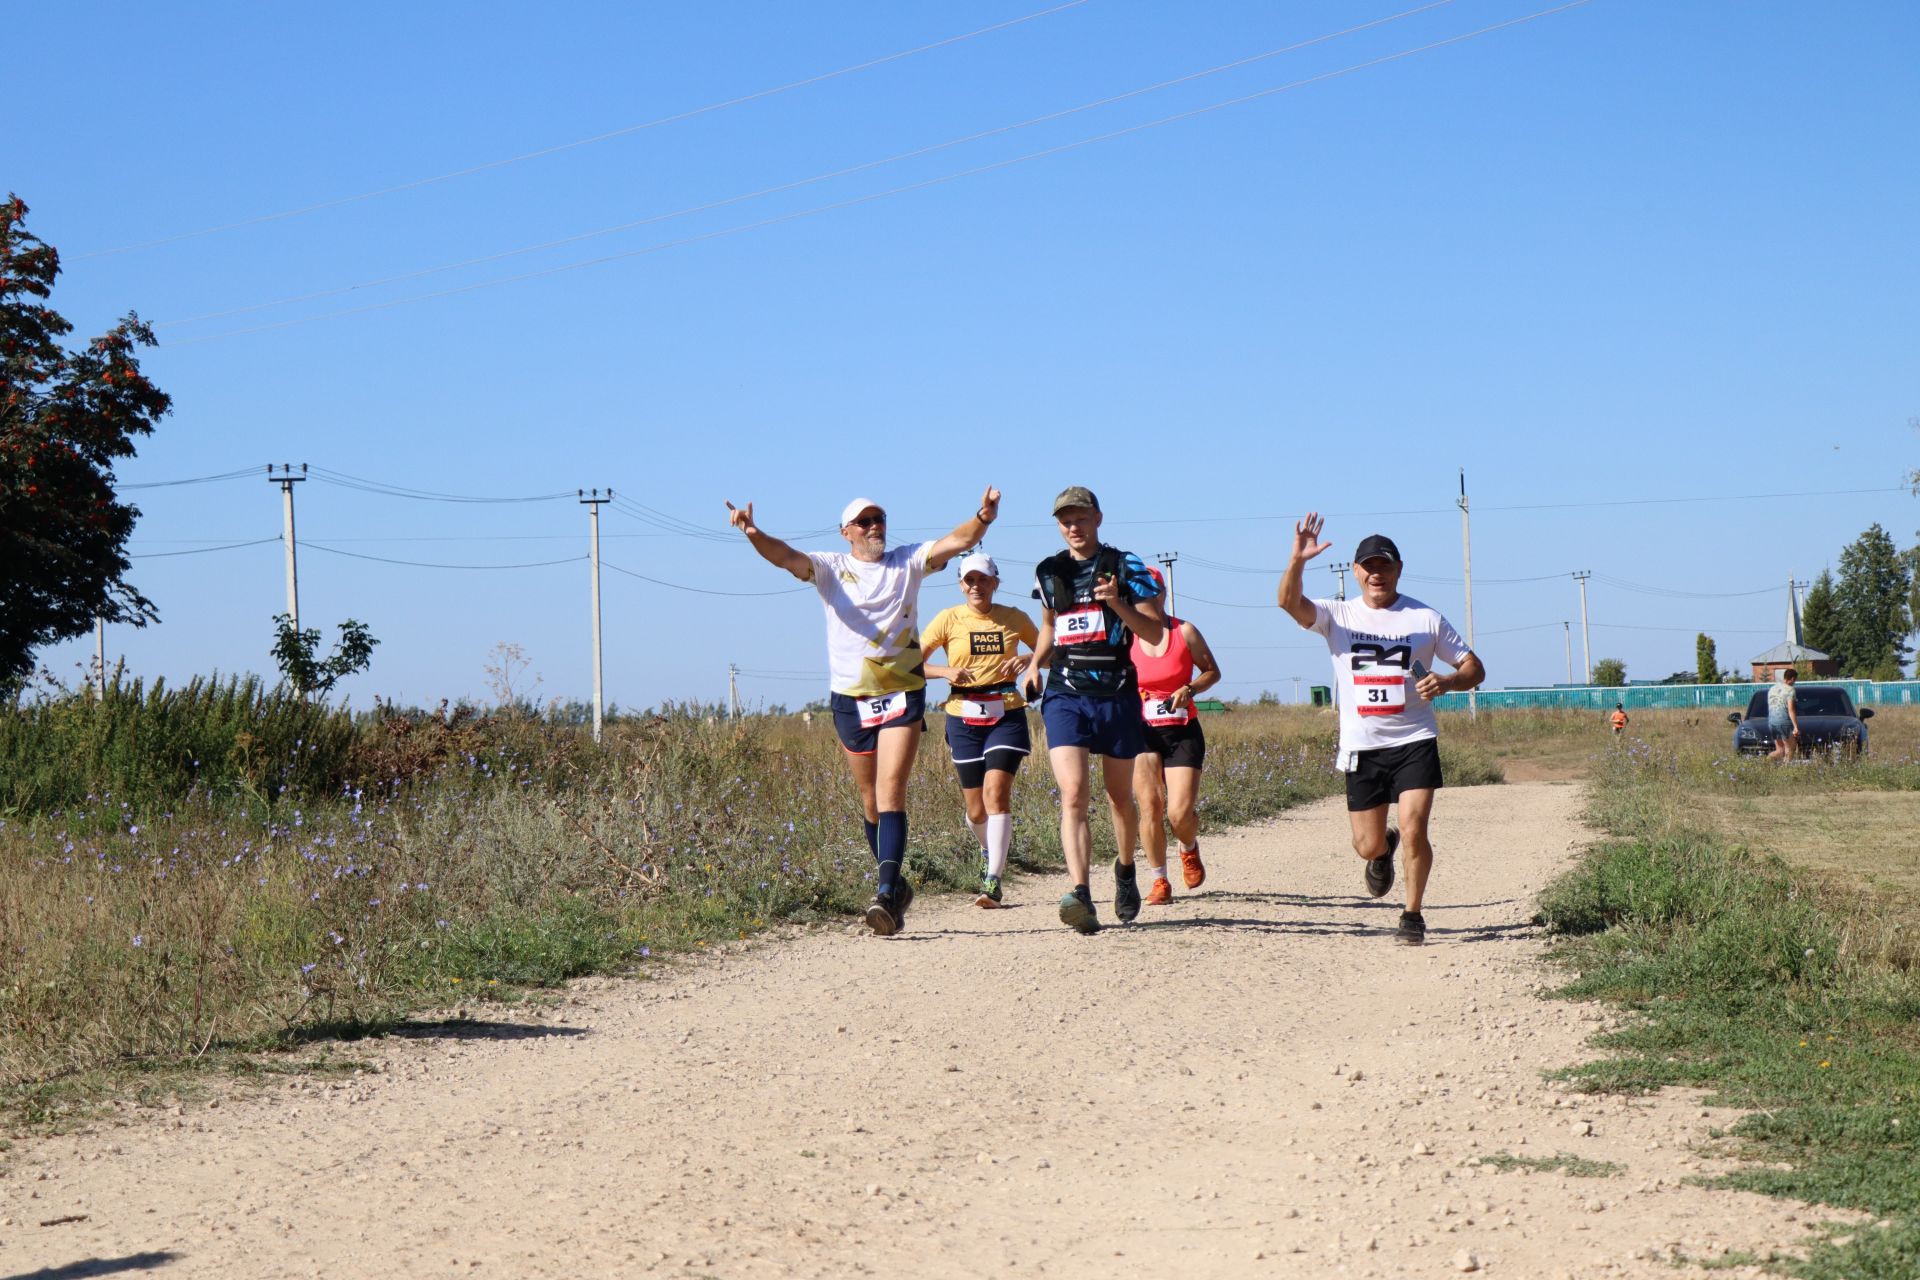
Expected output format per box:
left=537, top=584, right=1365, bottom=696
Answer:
left=1, top=195, right=172, bottom=688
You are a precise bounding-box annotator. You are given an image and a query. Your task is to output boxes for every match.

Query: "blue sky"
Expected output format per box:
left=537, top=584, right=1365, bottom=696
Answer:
left=13, top=0, right=1918, bottom=708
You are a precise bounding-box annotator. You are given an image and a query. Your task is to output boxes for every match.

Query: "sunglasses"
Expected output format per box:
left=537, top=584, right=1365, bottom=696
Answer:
left=849, top=513, right=887, bottom=529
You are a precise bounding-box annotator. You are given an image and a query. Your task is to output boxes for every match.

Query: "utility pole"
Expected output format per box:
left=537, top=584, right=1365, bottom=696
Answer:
left=1572, top=571, right=1593, bottom=684
left=1329, top=561, right=1350, bottom=601
left=1458, top=469, right=1478, bottom=719
left=1292, top=675, right=1302, bottom=705
left=267, top=464, right=306, bottom=634
left=579, top=489, right=610, bottom=743
left=1156, top=552, right=1178, bottom=616
left=727, top=664, right=742, bottom=719
left=1563, top=621, right=1573, bottom=685
left=93, top=616, right=105, bottom=701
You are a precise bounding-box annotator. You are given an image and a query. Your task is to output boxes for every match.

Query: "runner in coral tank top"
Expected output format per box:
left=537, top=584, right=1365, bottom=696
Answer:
left=1129, top=568, right=1222, bottom=904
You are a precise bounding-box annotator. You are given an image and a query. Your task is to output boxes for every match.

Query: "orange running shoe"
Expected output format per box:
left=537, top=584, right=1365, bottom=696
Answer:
left=1144, top=876, right=1173, bottom=906
left=1179, top=845, right=1206, bottom=889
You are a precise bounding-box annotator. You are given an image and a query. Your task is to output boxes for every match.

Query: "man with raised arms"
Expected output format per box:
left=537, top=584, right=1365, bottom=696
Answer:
left=1277, top=513, right=1485, bottom=945
left=1020, top=486, right=1166, bottom=935
left=726, top=487, right=1000, bottom=936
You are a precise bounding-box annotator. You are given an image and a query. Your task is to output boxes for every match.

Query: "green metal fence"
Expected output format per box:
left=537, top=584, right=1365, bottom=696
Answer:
left=1431, top=680, right=1920, bottom=713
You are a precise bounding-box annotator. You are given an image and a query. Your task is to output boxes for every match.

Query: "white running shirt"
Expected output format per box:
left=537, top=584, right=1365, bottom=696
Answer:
left=1308, top=595, right=1471, bottom=767
left=806, top=542, right=935, bottom=697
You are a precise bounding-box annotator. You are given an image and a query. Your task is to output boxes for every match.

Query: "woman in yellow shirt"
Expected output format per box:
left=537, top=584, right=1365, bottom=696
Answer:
left=921, top=552, right=1040, bottom=906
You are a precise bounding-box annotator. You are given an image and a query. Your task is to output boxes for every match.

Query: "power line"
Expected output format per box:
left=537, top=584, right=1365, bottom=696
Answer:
left=159, top=0, right=1458, bottom=329
left=171, top=0, right=1595, bottom=346
left=602, top=560, right=811, bottom=597
left=305, top=543, right=584, bottom=570
left=308, top=467, right=575, bottom=504
left=118, top=467, right=267, bottom=490
left=77, top=0, right=1096, bottom=260
left=129, top=535, right=280, bottom=559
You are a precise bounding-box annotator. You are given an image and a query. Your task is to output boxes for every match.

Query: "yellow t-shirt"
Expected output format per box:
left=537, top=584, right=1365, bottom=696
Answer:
left=920, top=604, right=1040, bottom=713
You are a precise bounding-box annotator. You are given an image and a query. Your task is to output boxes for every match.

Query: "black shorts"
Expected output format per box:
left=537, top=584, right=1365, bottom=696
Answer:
left=829, top=688, right=927, bottom=755
left=1140, top=718, right=1206, bottom=770
left=944, top=711, right=1032, bottom=789
left=1345, top=736, right=1444, bottom=811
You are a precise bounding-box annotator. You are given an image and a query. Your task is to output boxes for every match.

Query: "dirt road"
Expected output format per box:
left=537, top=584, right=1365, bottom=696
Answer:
left=2, top=782, right=1826, bottom=1278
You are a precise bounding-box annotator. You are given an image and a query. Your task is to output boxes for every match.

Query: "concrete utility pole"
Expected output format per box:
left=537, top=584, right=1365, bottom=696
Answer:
left=727, top=664, right=742, bottom=719
left=1292, top=675, right=1302, bottom=705
left=1572, top=571, right=1594, bottom=684
left=1563, top=621, right=1573, bottom=685
left=579, top=489, right=610, bottom=743
left=1458, top=470, right=1478, bottom=719
left=1156, top=552, right=1178, bottom=616
left=93, top=617, right=105, bottom=701
left=267, top=464, right=306, bottom=634
left=1329, top=561, right=1350, bottom=601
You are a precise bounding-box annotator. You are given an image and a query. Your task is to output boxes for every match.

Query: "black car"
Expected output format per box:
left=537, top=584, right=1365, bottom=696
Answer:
left=1728, top=686, right=1873, bottom=757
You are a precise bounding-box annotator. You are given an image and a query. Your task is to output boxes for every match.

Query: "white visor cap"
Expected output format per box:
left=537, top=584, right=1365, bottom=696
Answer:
left=957, top=552, right=999, bottom=580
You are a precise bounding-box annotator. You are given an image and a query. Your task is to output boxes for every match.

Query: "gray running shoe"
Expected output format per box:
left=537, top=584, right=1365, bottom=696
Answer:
left=864, top=895, right=899, bottom=937
left=1058, top=892, right=1100, bottom=935
left=1365, top=827, right=1399, bottom=899
left=975, top=874, right=1003, bottom=908
left=1395, top=910, right=1426, bottom=945
left=1113, top=860, right=1142, bottom=923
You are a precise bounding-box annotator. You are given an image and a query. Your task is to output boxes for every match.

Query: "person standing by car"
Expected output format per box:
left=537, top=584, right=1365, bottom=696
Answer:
left=1767, top=667, right=1801, bottom=761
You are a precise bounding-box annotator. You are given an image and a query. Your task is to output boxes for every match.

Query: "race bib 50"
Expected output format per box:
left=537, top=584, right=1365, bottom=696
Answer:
left=857, top=691, right=909, bottom=728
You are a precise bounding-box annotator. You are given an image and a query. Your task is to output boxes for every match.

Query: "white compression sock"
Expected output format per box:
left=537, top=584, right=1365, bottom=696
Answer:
left=985, top=813, right=1012, bottom=878
left=966, top=814, right=987, bottom=852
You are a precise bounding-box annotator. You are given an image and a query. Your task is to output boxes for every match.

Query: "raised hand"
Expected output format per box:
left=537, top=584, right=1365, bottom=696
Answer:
left=978, top=485, right=1001, bottom=523
left=1291, top=511, right=1332, bottom=563
left=725, top=500, right=757, bottom=536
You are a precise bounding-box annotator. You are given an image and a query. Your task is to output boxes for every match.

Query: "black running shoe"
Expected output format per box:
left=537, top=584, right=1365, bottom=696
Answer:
left=1113, top=860, right=1142, bottom=923
left=893, top=876, right=914, bottom=930
left=1365, top=828, right=1399, bottom=899
left=1395, top=910, right=1426, bottom=945
left=864, top=894, right=899, bottom=937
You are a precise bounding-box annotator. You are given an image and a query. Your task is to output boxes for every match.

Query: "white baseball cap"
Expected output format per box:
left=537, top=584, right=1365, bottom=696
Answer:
left=840, top=497, right=884, bottom=527
left=957, top=552, right=999, bottom=580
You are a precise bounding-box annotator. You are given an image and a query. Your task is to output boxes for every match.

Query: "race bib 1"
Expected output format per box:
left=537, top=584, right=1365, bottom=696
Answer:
left=857, top=691, right=910, bottom=729
left=1054, top=605, right=1108, bottom=646
left=1143, top=694, right=1190, bottom=727
left=958, top=696, right=1005, bottom=726
left=1352, top=673, right=1407, bottom=717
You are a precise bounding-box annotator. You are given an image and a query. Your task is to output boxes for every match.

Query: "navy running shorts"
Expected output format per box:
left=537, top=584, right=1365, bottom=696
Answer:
left=1040, top=689, right=1146, bottom=760
left=830, top=688, right=927, bottom=755
left=943, top=709, right=1032, bottom=789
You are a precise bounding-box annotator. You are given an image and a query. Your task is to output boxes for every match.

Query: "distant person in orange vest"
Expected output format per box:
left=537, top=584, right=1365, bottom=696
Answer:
left=1609, top=703, right=1628, bottom=736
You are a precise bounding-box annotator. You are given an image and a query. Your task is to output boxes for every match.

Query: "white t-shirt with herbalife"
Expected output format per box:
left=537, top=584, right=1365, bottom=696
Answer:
left=806, top=542, right=934, bottom=697
left=1309, top=595, right=1471, bottom=768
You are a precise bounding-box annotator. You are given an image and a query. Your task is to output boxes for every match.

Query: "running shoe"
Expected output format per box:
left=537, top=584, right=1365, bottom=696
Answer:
left=1113, top=860, right=1142, bottom=923
left=1395, top=910, right=1427, bottom=945
left=1365, top=828, right=1399, bottom=899
left=1145, top=877, right=1173, bottom=906
left=894, top=876, right=915, bottom=929
left=1058, top=892, right=1101, bottom=935
left=1179, top=844, right=1206, bottom=890
left=975, top=874, right=1003, bottom=909
left=864, top=894, right=899, bottom=937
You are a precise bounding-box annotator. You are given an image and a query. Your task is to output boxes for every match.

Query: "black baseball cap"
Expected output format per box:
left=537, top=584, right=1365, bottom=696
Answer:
left=1353, top=534, right=1401, bottom=565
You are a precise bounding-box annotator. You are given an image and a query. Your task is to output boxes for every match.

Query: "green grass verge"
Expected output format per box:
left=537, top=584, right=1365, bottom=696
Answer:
left=1476, top=1151, right=1625, bottom=1177
left=1536, top=744, right=1920, bottom=1277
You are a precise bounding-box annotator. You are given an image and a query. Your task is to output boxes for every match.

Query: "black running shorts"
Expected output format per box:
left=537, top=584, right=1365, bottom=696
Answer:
left=1344, top=736, right=1444, bottom=811
left=1141, top=719, right=1206, bottom=771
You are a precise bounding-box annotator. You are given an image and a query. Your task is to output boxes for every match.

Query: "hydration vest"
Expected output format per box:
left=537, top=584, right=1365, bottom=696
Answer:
left=1036, top=545, right=1137, bottom=692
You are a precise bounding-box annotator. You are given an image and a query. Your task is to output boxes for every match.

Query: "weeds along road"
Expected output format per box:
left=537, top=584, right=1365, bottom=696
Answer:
left=1, top=782, right=1832, bottom=1278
